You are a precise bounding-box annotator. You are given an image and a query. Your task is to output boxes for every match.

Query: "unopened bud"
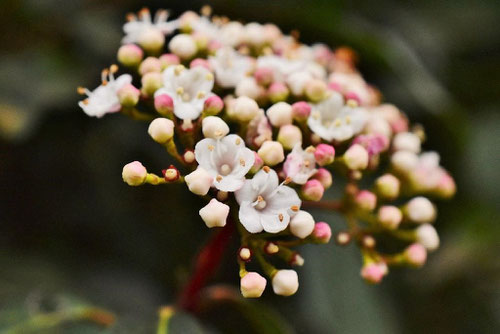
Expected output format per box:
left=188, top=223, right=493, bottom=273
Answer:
left=117, top=84, right=140, bottom=107
left=301, top=179, right=324, bottom=202
left=265, top=242, right=279, bottom=254
left=277, top=125, right=302, bottom=150
left=391, top=150, right=418, bottom=172
left=235, top=77, right=264, bottom=100
left=239, top=247, right=252, bottom=261
left=344, top=144, right=369, bottom=170
left=241, top=272, right=267, bottom=298
left=375, top=174, right=400, bottom=199
left=185, top=167, right=213, bottom=196
left=183, top=150, right=195, bottom=164
left=312, top=168, right=332, bottom=189
left=305, top=79, right=327, bottom=102
left=190, top=58, right=211, bottom=70
left=162, top=165, right=179, bottom=182
left=202, top=116, right=229, bottom=139
left=267, top=102, right=293, bottom=127
left=159, top=53, right=180, bottom=69
left=404, top=243, right=427, bottom=267
left=355, top=190, right=377, bottom=211
left=377, top=205, right=402, bottom=230
left=314, top=144, right=335, bottom=166
left=268, top=82, right=289, bottom=103
left=169, top=34, right=197, bottom=59
left=415, top=224, right=440, bottom=251
left=139, top=57, right=162, bottom=75
left=290, top=253, right=305, bottom=266
left=141, top=72, right=163, bottom=96
left=148, top=118, right=174, bottom=144
left=361, top=263, right=387, bottom=284
left=291, top=101, right=311, bottom=121
left=117, top=44, right=144, bottom=67
left=203, top=95, right=224, bottom=115
left=405, top=197, right=436, bottom=224
left=138, top=28, right=165, bottom=53
left=312, top=222, right=331, bottom=243
left=232, top=96, right=260, bottom=122
left=393, top=132, right=421, bottom=153
left=122, top=161, right=147, bottom=186
left=154, top=94, right=174, bottom=116
left=272, top=270, right=299, bottom=296
left=257, top=141, right=284, bottom=166
left=254, top=67, right=274, bottom=86
left=199, top=198, right=229, bottom=228
left=336, top=232, right=351, bottom=245
left=289, top=210, right=315, bottom=238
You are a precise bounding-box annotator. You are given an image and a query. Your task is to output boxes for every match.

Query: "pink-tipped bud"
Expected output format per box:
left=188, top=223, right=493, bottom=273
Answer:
left=272, top=269, right=299, bottom=296
left=264, top=242, right=279, bottom=254
left=361, top=263, right=387, bottom=284
left=277, top=124, right=302, bottom=150
left=190, top=58, right=211, bottom=70
left=289, top=210, right=315, bottom=239
left=159, top=53, right=180, bottom=69
left=117, top=84, right=140, bottom=107
left=268, top=82, right=289, bottom=103
left=404, top=243, right=427, bottom=267
left=327, top=82, right=342, bottom=92
left=301, top=179, right=325, bottom=202
left=377, top=205, right=402, bottom=230
left=203, top=95, right=224, bottom=115
left=436, top=173, right=456, bottom=198
left=305, top=79, right=327, bottom=102
left=355, top=190, right=377, bottom=211
left=344, top=144, right=369, bottom=170
left=199, top=198, right=229, bottom=228
left=257, top=141, right=284, bottom=166
left=141, top=72, right=162, bottom=96
left=312, top=168, right=332, bottom=189
left=241, top=272, right=267, bottom=298
left=312, top=222, right=332, bottom=243
left=250, top=152, right=264, bottom=173
left=139, top=57, right=162, bottom=75
left=148, top=118, right=174, bottom=144
left=290, top=253, right=305, bottom=266
left=162, top=165, right=179, bottom=182
left=239, top=247, right=252, bottom=261
left=122, top=161, right=148, bottom=186
left=183, top=150, right=195, bottom=164
left=154, top=94, right=174, bottom=116
left=185, top=167, right=213, bottom=196
left=314, top=144, right=335, bottom=166
left=375, top=174, right=400, bottom=199
left=254, top=67, right=274, bottom=86
left=291, top=101, right=311, bottom=121
left=117, top=44, right=144, bottom=67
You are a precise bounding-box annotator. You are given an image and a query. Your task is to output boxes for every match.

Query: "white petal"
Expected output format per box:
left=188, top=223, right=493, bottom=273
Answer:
left=259, top=212, right=289, bottom=233
left=239, top=202, right=264, bottom=233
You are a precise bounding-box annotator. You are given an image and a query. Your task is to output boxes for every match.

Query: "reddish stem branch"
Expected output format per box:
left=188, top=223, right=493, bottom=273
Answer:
left=302, top=200, right=343, bottom=211
left=177, top=218, right=235, bottom=312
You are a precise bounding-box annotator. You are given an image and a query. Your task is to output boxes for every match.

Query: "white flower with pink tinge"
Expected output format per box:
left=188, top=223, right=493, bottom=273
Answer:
left=307, top=91, right=368, bottom=142
left=194, top=134, right=255, bottom=192
left=246, top=109, right=273, bottom=147
left=122, top=9, right=178, bottom=44
left=283, top=145, right=317, bottom=185
left=155, top=65, right=214, bottom=120
left=235, top=168, right=301, bottom=233
left=78, top=70, right=132, bottom=118
left=209, top=47, right=253, bottom=88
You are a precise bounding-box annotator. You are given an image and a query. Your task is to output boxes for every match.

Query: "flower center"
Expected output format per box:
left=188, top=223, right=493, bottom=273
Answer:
left=252, top=195, right=267, bottom=210
left=220, top=163, right=232, bottom=176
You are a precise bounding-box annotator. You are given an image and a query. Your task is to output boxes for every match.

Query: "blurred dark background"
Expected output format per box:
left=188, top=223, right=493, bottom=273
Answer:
left=0, top=0, right=499, bottom=333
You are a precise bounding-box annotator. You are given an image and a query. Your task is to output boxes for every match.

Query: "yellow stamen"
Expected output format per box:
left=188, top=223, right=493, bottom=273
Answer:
left=263, top=166, right=270, bottom=173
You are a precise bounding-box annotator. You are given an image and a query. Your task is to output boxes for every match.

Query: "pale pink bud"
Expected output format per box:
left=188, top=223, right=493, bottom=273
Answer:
left=305, top=79, right=327, bottom=102
left=266, top=102, right=293, bottom=127
left=377, top=205, right=402, bottom=230
left=154, top=94, right=174, bottom=116
left=117, top=44, right=144, bottom=67
left=257, top=141, right=284, bottom=166
left=290, top=210, right=315, bottom=238
left=272, top=269, right=299, bottom=296
left=391, top=150, right=418, bottom=172
left=344, top=144, right=369, bottom=170
left=139, top=57, right=162, bottom=75
left=355, top=190, right=377, bottom=211
left=189, top=58, right=211, bottom=70
left=232, top=96, right=260, bottom=122
left=199, top=198, right=230, bottom=228
left=141, top=72, right=163, bottom=96
left=415, top=224, right=440, bottom=251
left=183, top=150, right=195, bottom=164
left=436, top=173, right=456, bottom=198
left=202, top=116, right=229, bottom=139
left=393, top=132, right=421, bottom=153
left=314, top=144, right=335, bottom=166
left=404, top=243, right=427, bottom=267
left=312, top=222, right=332, bottom=243
left=291, top=101, right=311, bottom=121
left=203, top=95, right=224, bottom=115
left=236, top=77, right=264, bottom=100
left=159, top=53, right=180, bottom=69
left=250, top=152, right=264, bottom=173
left=405, top=197, right=436, bottom=224
left=327, top=82, right=342, bottom=92
left=254, top=67, right=274, bottom=86
left=117, top=84, right=140, bottom=107
left=375, top=174, right=400, bottom=199
left=352, top=134, right=389, bottom=158
left=185, top=167, right=213, bottom=196
left=312, top=168, right=332, bottom=189
left=364, top=117, right=392, bottom=138
left=148, top=118, right=174, bottom=144
left=301, top=179, right=325, bottom=202
left=241, top=272, right=267, bottom=298
left=239, top=247, right=252, bottom=261
left=277, top=125, right=302, bottom=150
left=169, top=34, right=197, bottom=59
left=268, top=82, right=289, bottom=103
left=361, top=263, right=386, bottom=284
left=122, top=161, right=147, bottom=186
left=138, top=28, right=164, bottom=53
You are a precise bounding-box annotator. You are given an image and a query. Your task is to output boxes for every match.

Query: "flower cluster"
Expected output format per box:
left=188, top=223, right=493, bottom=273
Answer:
left=78, top=6, right=455, bottom=297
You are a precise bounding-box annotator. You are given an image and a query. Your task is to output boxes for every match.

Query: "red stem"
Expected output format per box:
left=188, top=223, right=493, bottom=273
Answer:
left=177, top=218, right=235, bottom=312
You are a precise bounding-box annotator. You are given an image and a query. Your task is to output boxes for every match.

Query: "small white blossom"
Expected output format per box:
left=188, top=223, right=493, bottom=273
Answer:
left=283, top=145, right=317, bottom=185
left=209, top=47, right=253, bottom=88
left=122, top=9, right=178, bottom=45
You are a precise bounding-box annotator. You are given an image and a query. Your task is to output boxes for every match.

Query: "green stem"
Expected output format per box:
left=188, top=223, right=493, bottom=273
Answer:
left=156, top=306, right=175, bottom=334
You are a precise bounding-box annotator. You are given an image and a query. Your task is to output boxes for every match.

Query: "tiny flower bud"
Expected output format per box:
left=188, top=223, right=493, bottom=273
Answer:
left=301, top=179, right=325, bottom=202
left=377, top=205, right=402, bottom=230
left=117, top=44, right=144, bottom=67
left=138, top=28, right=165, bottom=53
left=362, top=235, right=376, bottom=248
left=272, top=269, right=299, bottom=296
left=203, top=95, right=224, bottom=115
left=314, top=144, right=335, bottom=166
left=236, top=77, right=265, bottom=100
left=148, top=118, right=174, bottom=144
left=202, top=116, right=230, bottom=139
left=312, top=222, right=332, bottom=243
left=393, top=132, right=421, bottom=153
left=305, top=79, right=327, bottom=102
left=266, top=102, right=293, bottom=127
left=162, top=165, right=179, bottom=182
left=250, top=152, right=264, bottom=173
left=268, top=82, right=289, bottom=103
left=355, top=190, right=377, bottom=211
left=183, top=150, right=195, bottom=164
left=415, top=224, right=440, bottom=251
left=391, top=150, right=418, bottom=172
left=169, top=34, right=197, bottom=59
left=336, top=232, right=351, bottom=245
left=344, top=144, right=369, bottom=170
left=361, top=263, right=387, bottom=284
left=139, top=57, right=162, bottom=75
left=185, top=167, right=213, bottom=196
left=436, top=173, right=456, bottom=198
left=289, top=210, right=315, bottom=238
left=375, top=174, right=400, bottom=199
left=154, top=94, right=174, bottom=116
left=405, top=197, right=436, bottom=224
left=254, top=67, right=274, bottom=86
left=265, top=242, right=279, bottom=254
left=312, top=168, right=332, bottom=189
left=239, top=247, right=252, bottom=261
left=141, top=72, right=163, bottom=96
left=241, top=272, right=267, bottom=298
left=291, top=254, right=305, bottom=266
left=117, top=84, right=140, bottom=107
left=277, top=125, right=302, bottom=150
left=199, top=198, right=230, bottom=228
left=122, top=161, right=147, bottom=186
left=190, top=58, right=211, bottom=70
left=257, top=141, right=285, bottom=166
left=232, top=96, right=260, bottom=122
left=291, top=101, right=311, bottom=121
left=159, top=53, right=180, bottom=69
left=364, top=118, right=392, bottom=138
left=404, top=243, right=427, bottom=267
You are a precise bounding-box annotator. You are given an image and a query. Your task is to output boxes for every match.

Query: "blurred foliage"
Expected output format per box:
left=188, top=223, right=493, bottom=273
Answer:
left=0, top=0, right=499, bottom=333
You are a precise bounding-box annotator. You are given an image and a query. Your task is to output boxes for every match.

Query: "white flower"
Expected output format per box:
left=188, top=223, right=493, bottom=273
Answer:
left=283, top=145, right=317, bottom=185
left=328, top=71, right=371, bottom=105
left=246, top=109, right=273, bottom=147
left=194, top=134, right=255, bottom=192
left=256, top=55, right=304, bottom=82
left=78, top=71, right=132, bottom=118
left=235, top=169, right=301, bottom=233
left=122, top=9, right=178, bottom=44
left=209, top=47, right=253, bottom=88
left=307, top=92, right=368, bottom=142
left=155, top=65, right=214, bottom=120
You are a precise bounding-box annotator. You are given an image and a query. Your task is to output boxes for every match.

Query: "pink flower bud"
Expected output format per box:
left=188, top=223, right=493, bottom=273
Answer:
left=312, top=168, right=332, bottom=189
left=277, top=124, right=302, bottom=150
left=154, top=94, right=174, bottom=116
left=355, top=190, right=377, bottom=211
left=361, top=263, right=387, bottom=284
left=344, top=144, right=369, bottom=170
left=169, top=34, right=197, bottom=59
left=257, top=141, right=284, bottom=166
left=268, top=82, right=289, bottom=103
left=254, top=67, right=274, bottom=86
left=404, top=243, right=427, bottom=267
left=162, top=165, right=179, bottom=182
left=185, top=167, right=213, bottom=196
left=352, top=134, right=389, bottom=158
left=314, top=144, right=335, bottom=166
left=375, top=174, right=400, bottom=199
left=138, top=57, right=162, bottom=75
left=141, top=72, right=163, bottom=96
left=312, top=222, right=332, bottom=243
left=266, top=102, right=293, bottom=127
left=290, top=210, right=315, bottom=238
left=305, top=79, right=327, bottom=102
left=117, top=44, right=144, bottom=67
left=148, top=118, right=174, bottom=144
left=272, top=269, right=299, bottom=296
left=436, top=173, right=456, bottom=198
left=199, top=198, right=230, bottom=228
left=159, top=53, right=180, bottom=69
left=377, top=206, right=402, bottom=230
left=189, top=58, right=211, bottom=70
left=250, top=152, right=264, bottom=173
left=241, top=272, right=267, bottom=298
left=344, top=91, right=361, bottom=105
left=117, top=84, right=140, bottom=107
left=301, top=179, right=325, bottom=201
left=291, top=101, right=311, bottom=121
left=122, top=161, right=147, bottom=186
left=327, top=82, right=342, bottom=92
left=203, top=95, right=224, bottom=115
